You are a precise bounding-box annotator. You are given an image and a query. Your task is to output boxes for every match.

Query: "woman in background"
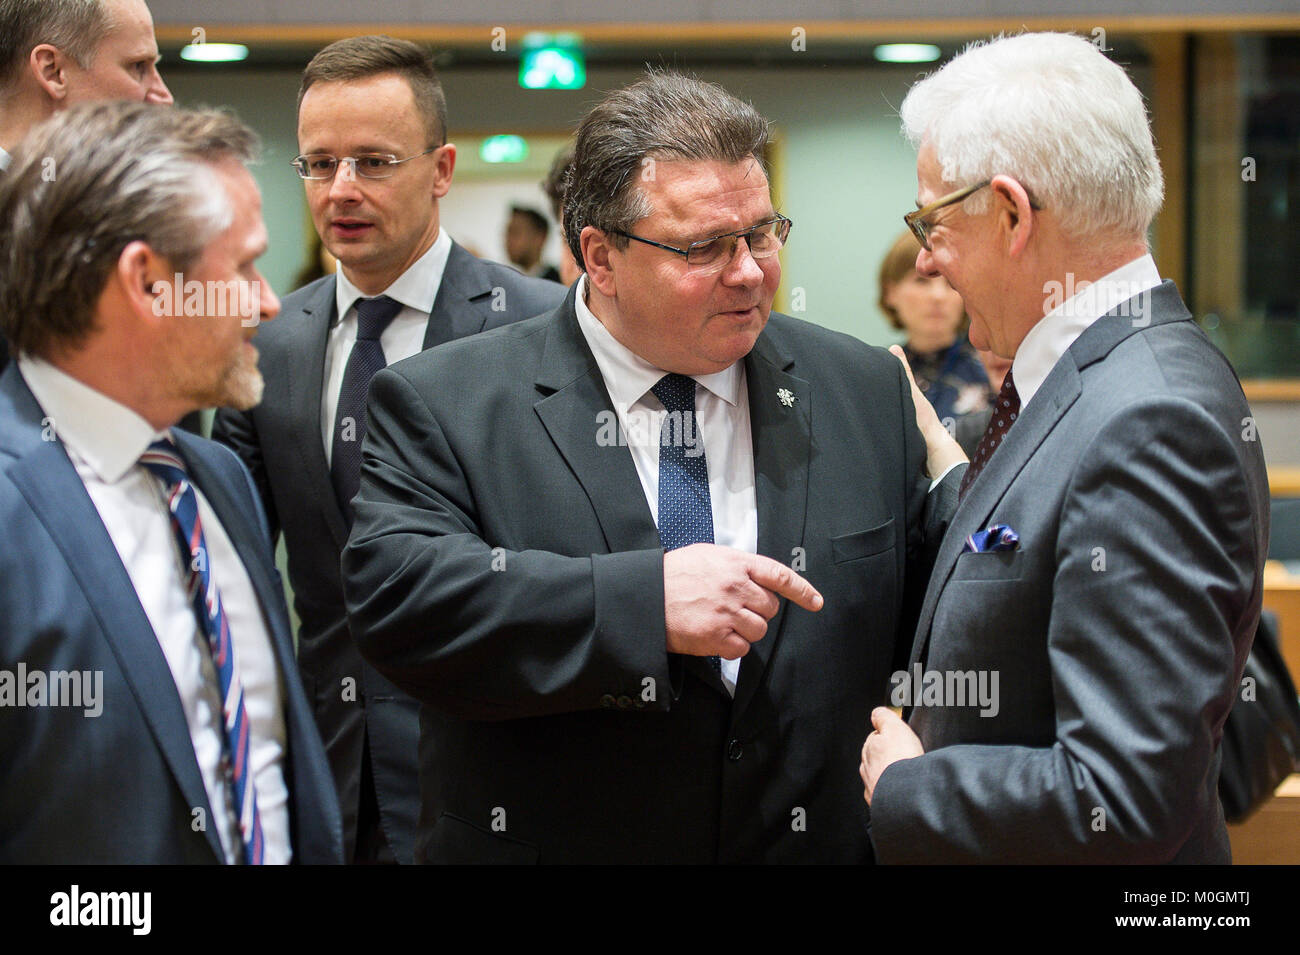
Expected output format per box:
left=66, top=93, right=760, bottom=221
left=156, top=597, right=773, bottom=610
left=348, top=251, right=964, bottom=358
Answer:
left=878, top=230, right=992, bottom=455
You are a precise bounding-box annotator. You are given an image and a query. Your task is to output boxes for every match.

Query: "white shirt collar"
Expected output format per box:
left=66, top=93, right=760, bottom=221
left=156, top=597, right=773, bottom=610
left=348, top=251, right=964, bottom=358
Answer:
left=572, top=275, right=744, bottom=412
left=16, top=356, right=169, bottom=483
left=335, top=227, right=452, bottom=323
left=0, top=145, right=11, bottom=173
left=1012, top=253, right=1161, bottom=408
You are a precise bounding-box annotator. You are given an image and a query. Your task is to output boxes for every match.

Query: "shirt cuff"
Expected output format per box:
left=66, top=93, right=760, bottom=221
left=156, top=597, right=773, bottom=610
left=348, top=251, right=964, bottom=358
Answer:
left=928, top=461, right=963, bottom=493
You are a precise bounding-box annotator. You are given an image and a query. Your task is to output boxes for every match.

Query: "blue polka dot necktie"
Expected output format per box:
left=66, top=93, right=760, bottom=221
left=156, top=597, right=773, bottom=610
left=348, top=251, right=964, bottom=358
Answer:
left=140, top=438, right=264, bottom=864
left=331, top=295, right=403, bottom=522
left=959, top=368, right=1020, bottom=500
left=652, top=373, right=721, bottom=676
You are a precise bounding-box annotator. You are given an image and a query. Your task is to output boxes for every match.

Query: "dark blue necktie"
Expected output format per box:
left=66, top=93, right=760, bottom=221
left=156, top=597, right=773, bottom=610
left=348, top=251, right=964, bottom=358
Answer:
left=652, top=373, right=720, bottom=676
left=331, top=296, right=403, bottom=521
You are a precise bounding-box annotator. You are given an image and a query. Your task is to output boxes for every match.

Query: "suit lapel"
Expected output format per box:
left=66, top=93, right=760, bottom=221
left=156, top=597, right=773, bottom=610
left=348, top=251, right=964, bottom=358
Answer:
left=2, top=381, right=224, bottom=861
left=286, top=277, right=350, bottom=546
left=907, top=282, right=1192, bottom=670
left=532, top=297, right=661, bottom=556
left=732, top=334, right=810, bottom=717
left=422, top=242, right=495, bottom=350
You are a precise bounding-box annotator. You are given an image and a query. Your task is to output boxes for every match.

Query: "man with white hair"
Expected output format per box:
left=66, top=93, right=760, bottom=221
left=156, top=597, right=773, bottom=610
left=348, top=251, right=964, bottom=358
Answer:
left=860, top=32, right=1269, bottom=863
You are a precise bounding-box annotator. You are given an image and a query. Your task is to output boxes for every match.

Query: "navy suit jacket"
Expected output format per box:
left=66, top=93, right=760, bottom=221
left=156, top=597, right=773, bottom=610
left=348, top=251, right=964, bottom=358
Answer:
left=213, top=243, right=565, bottom=862
left=0, top=365, right=343, bottom=863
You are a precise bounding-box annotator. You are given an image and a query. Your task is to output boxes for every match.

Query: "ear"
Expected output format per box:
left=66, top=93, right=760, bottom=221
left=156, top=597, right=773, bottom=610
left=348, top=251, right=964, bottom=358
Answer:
left=581, top=225, right=617, bottom=297
left=115, top=240, right=175, bottom=326
left=431, top=143, right=456, bottom=199
left=989, top=174, right=1035, bottom=258
left=30, top=45, right=72, bottom=104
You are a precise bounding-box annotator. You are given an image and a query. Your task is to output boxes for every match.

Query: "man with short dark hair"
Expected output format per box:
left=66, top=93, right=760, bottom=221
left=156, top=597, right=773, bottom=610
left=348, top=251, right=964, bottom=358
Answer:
left=213, top=34, right=564, bottom=865
left=0, top=101, right=341, bottom=863
left=343, top=70, right=962, bottom=863
left=0, top=0, right=172, bottom=373
left=505, top=205, right=560, bottom=282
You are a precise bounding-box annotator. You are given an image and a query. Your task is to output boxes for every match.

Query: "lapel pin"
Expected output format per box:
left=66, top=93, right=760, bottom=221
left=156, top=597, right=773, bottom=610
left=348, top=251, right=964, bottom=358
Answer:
left=777, top=388, right=796, bottom=407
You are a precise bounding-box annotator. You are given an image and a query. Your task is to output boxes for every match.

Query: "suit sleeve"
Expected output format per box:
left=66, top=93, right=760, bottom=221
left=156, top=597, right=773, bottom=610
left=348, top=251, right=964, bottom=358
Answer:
left=897, top=358, right=964, bottom=671
left=212, top=406, right=279, bottom=542
left=870, top=396, right=1261, bottom=863
left=341, top=368, right=672, bottom=721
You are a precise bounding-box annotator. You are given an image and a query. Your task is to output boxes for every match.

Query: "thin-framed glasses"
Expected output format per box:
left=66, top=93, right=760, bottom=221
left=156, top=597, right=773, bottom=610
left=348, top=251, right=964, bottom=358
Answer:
left=611, top=214, right=792, bottom=276
left=291, top=146, right=440, bottom=181
left=903, top=180, right=990, bottom=251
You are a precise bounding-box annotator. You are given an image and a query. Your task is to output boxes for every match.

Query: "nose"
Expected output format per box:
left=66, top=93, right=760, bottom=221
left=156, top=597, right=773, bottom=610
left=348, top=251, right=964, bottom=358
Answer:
left=146, top=66, right=173, bottom=105
left=255, top=269, right=281, bottom=326
left=721, top=234, right=765, bottom=286
left=327, top=161, right=363, bottom=202
left=915, top=246, right=940, bottom=278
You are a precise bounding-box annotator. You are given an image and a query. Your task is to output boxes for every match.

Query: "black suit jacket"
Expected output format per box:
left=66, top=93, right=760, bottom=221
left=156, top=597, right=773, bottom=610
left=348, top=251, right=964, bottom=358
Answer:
left=0, top=366, right=343, bottom=863
left=342, top=287, right=958, bottom=863
left=213, top=243, right=565, bottom=862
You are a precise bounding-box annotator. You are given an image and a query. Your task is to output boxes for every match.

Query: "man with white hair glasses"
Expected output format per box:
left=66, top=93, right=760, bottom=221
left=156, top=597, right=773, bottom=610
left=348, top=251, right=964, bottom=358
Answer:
left=860, top=32, right=1269, bottom=863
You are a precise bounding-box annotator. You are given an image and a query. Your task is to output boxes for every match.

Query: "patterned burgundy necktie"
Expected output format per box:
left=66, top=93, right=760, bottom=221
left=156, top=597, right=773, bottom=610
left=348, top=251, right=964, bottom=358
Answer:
left=959, top=368, right=1020, bottom=500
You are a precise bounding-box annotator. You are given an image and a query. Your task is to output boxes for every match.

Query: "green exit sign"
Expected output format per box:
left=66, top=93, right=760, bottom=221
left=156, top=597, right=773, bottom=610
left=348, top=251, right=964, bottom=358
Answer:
left=520, top=45, right=586, bottom=90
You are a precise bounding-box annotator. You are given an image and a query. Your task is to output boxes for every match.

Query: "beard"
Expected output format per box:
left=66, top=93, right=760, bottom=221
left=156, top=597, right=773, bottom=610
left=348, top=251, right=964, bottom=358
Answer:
left=214, top=342, right=265, bottom=411
left=169, top=338, right=264, bottom=414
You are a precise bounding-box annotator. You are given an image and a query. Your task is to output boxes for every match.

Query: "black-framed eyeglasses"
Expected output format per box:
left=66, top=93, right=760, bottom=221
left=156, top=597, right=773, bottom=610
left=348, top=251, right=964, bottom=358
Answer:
left=611, top=214, right=792, bottom=276
left=903, top=180, right=990, bottom=251
left=291, top=147, right=440, bottom=181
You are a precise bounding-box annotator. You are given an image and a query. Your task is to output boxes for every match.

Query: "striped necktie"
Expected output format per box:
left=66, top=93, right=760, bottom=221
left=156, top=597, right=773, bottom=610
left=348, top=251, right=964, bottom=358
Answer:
left=140, top=438, right=264, bottom=865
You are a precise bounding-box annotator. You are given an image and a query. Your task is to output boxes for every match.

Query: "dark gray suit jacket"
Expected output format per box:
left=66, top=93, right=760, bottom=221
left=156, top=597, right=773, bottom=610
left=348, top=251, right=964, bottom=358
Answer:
left=342, top=287, right=959, bottom=863
left=869, top=281, right=1270, bottom=863
left=213, top=243, right=565, bottom=863
left=0, top=366, right=343, bottom=863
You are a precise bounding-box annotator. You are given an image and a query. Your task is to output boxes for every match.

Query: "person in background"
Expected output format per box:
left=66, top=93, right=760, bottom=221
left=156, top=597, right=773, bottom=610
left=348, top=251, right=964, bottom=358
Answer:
left=504, top=204, right=561, bottom=282
left=878, top=230, right=990, bottom=456
left=541, top=144, right=583, bottom=286
left=0, top=0, right=173, bottom=377
left=213, top=35, right=564, bottom=865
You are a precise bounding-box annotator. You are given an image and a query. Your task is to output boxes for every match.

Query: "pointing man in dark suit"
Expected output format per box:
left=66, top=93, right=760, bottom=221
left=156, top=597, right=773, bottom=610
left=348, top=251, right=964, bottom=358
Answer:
left=343, top=71, right=963, bottom=863
left=860, top=33, right=1270, bottom=863
left=0, top=101, right=341, bottom=863
left=213, top=36, right=565, bottom=864
left=0, top=0, right=174, bottom=375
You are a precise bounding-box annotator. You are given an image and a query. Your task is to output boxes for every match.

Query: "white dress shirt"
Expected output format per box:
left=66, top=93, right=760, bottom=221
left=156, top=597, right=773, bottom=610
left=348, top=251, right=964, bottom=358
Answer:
left=321, top=228, right=452, bottom=463
left=18, top=357, right=292, bottom=864
left=0, top=145, right=11, bottom=172
left=574, top=276, right=756, bottom=694
left=1013, top=254, right=1162, bottom=410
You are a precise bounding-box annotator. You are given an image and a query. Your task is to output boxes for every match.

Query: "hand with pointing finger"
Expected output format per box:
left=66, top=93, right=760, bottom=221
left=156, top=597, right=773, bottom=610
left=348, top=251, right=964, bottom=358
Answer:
left=663, top=543, right=823, bottom=659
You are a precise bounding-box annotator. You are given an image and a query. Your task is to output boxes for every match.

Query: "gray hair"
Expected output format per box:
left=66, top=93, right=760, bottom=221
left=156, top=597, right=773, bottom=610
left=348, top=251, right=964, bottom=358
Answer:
left=564, top=69, right=771, bottom=270
left=0, top=0, right=109, bottom=94
left=0, top=100, right=259, bottom=358
left=899, top=32, right=1164, bottom=240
